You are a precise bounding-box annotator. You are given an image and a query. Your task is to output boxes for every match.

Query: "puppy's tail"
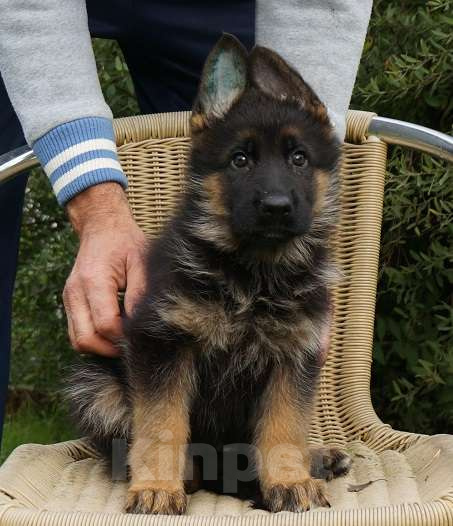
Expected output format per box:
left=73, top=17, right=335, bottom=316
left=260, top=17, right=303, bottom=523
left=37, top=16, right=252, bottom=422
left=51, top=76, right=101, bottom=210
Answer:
left=64, top=356, right=131, bottom=453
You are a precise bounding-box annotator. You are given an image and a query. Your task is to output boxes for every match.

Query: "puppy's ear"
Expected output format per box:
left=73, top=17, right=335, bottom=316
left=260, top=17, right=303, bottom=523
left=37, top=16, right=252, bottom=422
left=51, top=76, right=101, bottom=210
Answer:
left=249, top=46, right=328, bottom=121
left=191, top=34, right=248, bottom=130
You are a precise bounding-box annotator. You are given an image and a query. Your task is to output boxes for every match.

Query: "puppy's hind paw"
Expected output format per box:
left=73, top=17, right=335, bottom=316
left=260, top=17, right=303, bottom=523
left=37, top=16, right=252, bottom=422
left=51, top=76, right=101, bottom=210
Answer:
left=310, top=446, right=352, bottom=481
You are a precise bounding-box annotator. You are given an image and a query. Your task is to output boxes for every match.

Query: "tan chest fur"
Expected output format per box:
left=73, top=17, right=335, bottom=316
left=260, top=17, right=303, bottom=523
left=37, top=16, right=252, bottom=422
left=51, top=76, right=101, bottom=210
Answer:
left=158, top=291, right=325, bottom=360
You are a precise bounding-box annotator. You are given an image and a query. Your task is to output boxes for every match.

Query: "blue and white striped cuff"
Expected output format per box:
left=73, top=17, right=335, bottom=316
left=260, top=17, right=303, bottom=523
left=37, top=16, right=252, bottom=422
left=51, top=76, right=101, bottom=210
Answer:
left=33, top=117, right=128, bottom=205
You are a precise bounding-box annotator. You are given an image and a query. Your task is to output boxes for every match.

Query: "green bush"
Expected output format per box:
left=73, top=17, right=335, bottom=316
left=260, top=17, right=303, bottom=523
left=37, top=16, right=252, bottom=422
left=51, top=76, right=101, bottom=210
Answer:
left=10, top=173, right=76, bottom=392
left=10, top=1, right=453, bottom=434
left=351, top=0, right=453, bottom=434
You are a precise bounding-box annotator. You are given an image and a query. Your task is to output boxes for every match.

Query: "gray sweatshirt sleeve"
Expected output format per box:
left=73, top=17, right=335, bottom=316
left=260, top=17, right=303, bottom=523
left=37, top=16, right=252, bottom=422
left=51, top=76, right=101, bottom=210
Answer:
left=256, top=1, right=373, bottom=139
left=0, top=0, right=111, bottom=144
left=0, top=0, right=127, bottom=205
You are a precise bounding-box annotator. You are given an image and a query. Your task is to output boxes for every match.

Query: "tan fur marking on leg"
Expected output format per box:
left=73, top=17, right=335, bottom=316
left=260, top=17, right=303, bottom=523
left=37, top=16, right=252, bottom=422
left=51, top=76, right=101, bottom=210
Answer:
left=255, top=369, right=312, bottom=490
left=129, top=393, right=190, bottom=487
left=129, top=399, right=189, bottom=489
left=126, top=362, right=193, bottom=514
left=255, top=369, right=329, bottom=511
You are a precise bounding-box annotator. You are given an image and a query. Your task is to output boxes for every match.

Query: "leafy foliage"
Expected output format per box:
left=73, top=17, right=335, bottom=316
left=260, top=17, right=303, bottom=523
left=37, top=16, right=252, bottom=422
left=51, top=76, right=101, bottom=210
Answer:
left=354, top=0, right=453, bottom=129
left=10, top=172, right=76, bottom=392
left=351, top=0, right=453, bottom=433
left=9, top=2, right=453, bottom=435
left=93, top=39, right=140, bottom=118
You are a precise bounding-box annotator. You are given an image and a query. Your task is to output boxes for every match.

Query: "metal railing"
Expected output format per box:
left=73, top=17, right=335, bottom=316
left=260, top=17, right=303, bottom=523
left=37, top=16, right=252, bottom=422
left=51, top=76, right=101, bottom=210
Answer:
left=0, top=115, right=452, bottom=185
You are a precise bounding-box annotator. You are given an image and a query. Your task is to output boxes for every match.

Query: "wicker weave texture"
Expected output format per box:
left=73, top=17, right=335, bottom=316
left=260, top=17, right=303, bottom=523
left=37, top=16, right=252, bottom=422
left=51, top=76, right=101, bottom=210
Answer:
left=0, top=110, right=452, bottom=525
left=1, top=436, right=453, bottom=525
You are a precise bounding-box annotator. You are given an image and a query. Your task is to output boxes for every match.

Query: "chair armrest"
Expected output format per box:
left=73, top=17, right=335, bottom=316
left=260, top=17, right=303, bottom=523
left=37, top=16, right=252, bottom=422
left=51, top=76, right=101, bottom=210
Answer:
left=368, top=116, right=453, bottom=162
left=0, top=145, right=39, bottom=184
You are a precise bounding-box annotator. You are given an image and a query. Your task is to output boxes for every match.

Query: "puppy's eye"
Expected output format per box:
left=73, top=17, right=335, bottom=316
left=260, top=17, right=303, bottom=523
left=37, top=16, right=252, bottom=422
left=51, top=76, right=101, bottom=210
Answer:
left=231, top=152, right=248, bottom=169
left=291, top=150, right=307, bottom=167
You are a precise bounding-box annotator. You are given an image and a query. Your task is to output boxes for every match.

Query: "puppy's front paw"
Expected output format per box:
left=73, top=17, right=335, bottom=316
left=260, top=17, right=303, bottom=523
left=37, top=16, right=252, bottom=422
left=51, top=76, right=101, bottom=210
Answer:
left=125, top=487, right=187, bottom=515
left=263, top=478, right=330, bottom=512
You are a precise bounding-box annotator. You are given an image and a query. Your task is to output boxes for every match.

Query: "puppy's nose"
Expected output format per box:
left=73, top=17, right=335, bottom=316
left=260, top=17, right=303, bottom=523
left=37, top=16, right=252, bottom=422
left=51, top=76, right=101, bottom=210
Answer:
left=260, top=195, right=292, bottom=218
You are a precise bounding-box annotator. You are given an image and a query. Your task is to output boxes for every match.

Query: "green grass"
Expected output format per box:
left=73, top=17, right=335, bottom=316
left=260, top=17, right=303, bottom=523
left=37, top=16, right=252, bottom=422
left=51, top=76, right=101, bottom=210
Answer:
left=0, top=401, right=76, bottom=464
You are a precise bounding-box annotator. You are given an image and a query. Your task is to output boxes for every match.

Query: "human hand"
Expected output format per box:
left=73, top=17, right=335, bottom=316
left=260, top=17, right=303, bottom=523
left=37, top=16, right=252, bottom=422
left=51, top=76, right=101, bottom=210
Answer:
left=63, top=183, right=146, bottom=356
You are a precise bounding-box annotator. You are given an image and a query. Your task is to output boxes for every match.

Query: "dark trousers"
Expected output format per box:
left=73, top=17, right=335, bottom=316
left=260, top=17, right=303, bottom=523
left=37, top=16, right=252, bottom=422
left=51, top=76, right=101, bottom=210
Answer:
left=0, top=0, right=254, bottom=445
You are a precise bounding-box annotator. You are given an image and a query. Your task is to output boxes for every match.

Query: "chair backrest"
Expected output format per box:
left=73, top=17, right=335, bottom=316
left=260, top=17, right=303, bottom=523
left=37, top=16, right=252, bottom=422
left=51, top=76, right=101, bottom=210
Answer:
left=114, top=110, right=388, bottom=447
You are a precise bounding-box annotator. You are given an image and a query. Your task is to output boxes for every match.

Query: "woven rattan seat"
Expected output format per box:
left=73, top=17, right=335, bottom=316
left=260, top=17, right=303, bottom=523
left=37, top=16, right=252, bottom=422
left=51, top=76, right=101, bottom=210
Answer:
left=1, top=110, right=452, bottom=526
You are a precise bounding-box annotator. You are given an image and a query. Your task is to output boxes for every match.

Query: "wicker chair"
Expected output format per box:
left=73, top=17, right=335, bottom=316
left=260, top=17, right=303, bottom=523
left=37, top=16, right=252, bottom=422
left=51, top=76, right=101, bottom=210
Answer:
left=0, top=110, right=452, bottom=526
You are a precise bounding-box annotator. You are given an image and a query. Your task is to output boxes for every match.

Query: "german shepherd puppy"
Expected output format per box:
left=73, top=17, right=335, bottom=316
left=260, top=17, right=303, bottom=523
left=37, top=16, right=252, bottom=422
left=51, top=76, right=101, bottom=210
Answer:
left=67, top=34, right=351, bottom=515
